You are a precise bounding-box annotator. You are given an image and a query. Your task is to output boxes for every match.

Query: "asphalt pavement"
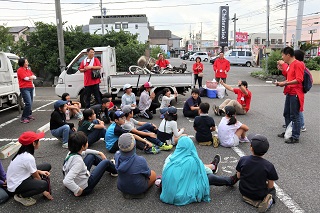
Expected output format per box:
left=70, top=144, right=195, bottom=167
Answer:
left=0, top=58, right=319, bottom=212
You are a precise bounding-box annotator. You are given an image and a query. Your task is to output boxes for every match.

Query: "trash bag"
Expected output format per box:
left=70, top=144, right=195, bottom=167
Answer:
left=284, top=121, right=293, bottom=139
left=217, top=84, right=225, bottom=99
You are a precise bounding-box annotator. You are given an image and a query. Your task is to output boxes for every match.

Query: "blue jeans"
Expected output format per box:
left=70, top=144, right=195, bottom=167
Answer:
left=0, top=187, right=9, bottom=204
left=87, top=120, right=106, bottom=146
left=137, top=123, right=157, bottom=133
left=51, top=124, right=73, bottom=144
left=300, top=112, right=305, bottom=127
left=85, top=84, right=101, bottom=108
left=207, top=174, right=232, bottom=186
left=82, top=154, right=117, bottom=195
left=20, top=88, right=34, bottom=120
left=284, top=94, right=301, bottom=139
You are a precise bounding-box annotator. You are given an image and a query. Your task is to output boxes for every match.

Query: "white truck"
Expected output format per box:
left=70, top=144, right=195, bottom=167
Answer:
left=55, top=46, right=194, bottom=106
left=0, top=52, right=24, bottom=111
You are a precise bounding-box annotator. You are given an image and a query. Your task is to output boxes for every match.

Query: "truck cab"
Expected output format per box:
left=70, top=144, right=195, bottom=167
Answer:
left=55, top=46, right=116, bottom=106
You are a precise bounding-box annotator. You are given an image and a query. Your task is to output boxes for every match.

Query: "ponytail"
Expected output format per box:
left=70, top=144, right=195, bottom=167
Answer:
left=227, top=114, right=237, bottom=125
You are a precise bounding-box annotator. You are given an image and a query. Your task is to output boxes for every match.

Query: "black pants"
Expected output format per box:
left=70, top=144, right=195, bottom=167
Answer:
left=15, top=163, right=51, bottom=198
left=194, top=74, right=203, bottom=88
left=215, top=77, right=226, bottom=83
left=108, top=139, right=146, bottom=153
left=141, top=102, right=160, bottom=120
left=85, top=84, right=102, bottom=108
left=183, top=110, right=199, bottom=118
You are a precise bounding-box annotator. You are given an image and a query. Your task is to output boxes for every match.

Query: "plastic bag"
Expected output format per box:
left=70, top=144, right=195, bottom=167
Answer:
left=217, top=84, right=225, bottom=99
left=284, top=121, right=292, bottom=139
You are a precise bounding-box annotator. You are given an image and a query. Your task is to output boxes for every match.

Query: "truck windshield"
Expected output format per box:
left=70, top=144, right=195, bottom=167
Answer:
left=9, top=58, right=19, bottom=73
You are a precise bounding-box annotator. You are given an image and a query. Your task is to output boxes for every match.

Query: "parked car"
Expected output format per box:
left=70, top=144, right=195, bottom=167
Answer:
left=224, top=49, right=253, bottom=67
left=189, top=52, right=209, bottom=62
left=180, top=51, right=195, bottom=60
left=210, top=56, right=218, bottom=64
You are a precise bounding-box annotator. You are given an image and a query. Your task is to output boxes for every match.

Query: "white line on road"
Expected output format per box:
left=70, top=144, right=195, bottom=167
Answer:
left=0, top=101, right=55, bottom=129
left=231, top=146, right=305, bottom=213
left=0, top=138, right=59, bottom=142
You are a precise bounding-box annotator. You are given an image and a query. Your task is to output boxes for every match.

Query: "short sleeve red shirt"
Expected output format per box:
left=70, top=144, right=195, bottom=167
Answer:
left=17, top=67, right=34, bottom=88
left=79, top=57, right=101, bottom=86
left=156, top=59, right=170, bottom=68
left=233, top=88, right=252, bottom=112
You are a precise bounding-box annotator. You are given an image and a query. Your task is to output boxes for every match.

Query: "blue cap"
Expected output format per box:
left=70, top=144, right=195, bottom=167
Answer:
left=114, top=111, right=125, bottom=119
left=54, top=100, right=68, bottom=109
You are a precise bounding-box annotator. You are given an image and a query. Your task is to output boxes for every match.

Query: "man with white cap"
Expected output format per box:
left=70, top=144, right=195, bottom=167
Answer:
left=121, top=84, right=140, bottom=115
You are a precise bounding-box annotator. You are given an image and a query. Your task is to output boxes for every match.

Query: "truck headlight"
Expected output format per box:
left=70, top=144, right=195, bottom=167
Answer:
left=58, top=78, right=64, bottom=84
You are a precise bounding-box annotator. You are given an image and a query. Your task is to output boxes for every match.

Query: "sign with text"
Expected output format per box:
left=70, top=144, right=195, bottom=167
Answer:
left=218, top=6, right=229, bottom=47
left=236, top=32, right=248, bottom=42
left=188, top=44, right=193, bottom=51
left=318, top=46, right=320, bottom=56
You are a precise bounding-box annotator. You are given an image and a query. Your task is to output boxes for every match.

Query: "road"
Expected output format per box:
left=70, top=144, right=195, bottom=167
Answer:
left=0, top=58, right=319, bottom=212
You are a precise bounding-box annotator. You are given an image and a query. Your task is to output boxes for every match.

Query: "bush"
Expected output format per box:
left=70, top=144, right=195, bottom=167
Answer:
left=305, top=58, right=320, bottom=70
left=262, top=50, right=282, bottom=75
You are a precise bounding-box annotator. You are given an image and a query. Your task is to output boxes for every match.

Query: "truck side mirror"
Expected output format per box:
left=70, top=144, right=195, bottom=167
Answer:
left=57, top=58, right=61, bottom=67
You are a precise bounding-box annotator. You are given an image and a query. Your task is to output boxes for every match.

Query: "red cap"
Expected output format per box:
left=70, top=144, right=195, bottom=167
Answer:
left=18, top=131, right=45, bottom=146
left=144, top=82, right=153, bottom=88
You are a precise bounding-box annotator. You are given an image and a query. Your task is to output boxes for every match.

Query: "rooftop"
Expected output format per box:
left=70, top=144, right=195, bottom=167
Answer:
left=89, top=14, right=148, bottom=25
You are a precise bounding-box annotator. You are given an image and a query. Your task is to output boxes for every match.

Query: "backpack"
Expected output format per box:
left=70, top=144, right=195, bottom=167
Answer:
left=302, top=68, right=313, bottom=93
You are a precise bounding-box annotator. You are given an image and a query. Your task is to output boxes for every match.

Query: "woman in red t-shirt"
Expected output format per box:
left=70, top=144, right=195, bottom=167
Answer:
left=17, top=58, right=36, bottom=124
left=192, top=57, right=204, bottom=88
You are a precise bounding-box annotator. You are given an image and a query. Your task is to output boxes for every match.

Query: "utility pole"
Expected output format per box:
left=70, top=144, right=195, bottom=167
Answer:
left=283, top=0, right=288, bottom=47
left=100, top=0, right=105, bottom=35
left=232, top=13, right=238, bottom=49
left=294, top=0, right=305, bottom=50
left=265, top=0, right=270, bottom=73
left=55, top=0, right=65, bottom=72
left=200, top=22, right=202, bottom=51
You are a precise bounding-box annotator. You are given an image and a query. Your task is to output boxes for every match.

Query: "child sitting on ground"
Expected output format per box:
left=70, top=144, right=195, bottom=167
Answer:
left=183, top=88, right=201, bottom=118
left=0, top=160, right=9, bottom=204
left=157, top=107, right=186, bottom=145
left=193, top=103, right=216, bottom=146
left=105, top=111, right=159, bottom=154
left=159, top=88, right=177, bottom=119
left=122, top=105, right=173, bottom=151
left=61, top=93, right=83, bottom=120
left=115, top=133, right=156, bottom=198
left=102, top=93, right=117, bottom=121
left=78, top=109, right=106, bottom=146
left=217, top=106, right=249, bottom=147
left=62, top=132, right=117, bottom=196
left=236, top=134, right=278, bottom=212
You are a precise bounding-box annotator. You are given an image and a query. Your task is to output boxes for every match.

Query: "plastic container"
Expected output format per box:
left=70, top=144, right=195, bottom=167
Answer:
left=217, top=84, right=225, bottom=99
left=207, top=89, right=217, bottom=98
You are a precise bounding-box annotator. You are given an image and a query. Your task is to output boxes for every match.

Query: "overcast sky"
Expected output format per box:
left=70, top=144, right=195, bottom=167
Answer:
left=1, top=0, right=319, bottom=40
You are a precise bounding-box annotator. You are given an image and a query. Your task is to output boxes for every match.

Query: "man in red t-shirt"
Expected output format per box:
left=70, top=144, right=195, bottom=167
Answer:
left=79, top=47, right=102, bottom=108
left=213, top=52, right=230, bottom=83
left=276, top=47, right=304, bottom=144
left=155, top=53, right=171, bottom=69
left=213, top=80, right=252, bottom=115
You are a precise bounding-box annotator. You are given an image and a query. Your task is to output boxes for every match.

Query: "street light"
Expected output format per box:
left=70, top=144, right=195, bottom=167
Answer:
left=309, top=29, right=317, bottom=45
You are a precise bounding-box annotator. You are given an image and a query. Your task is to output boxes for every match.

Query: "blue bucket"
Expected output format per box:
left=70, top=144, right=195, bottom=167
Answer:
left=207, top=89, right=217, bottom=99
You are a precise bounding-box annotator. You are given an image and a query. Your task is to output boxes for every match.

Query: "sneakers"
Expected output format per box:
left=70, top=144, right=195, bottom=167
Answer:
left=14, top=194, right=36, bottom=206
left=211, top=154, right=221, bottom=173
left=109, top=159, right=118, bottom=177
left=144, top=146, right=160, bottom=154
left=285, top=137, right=299, bottom=144
left=20, top=118, right=30, bottom=124
left=62, top=143, right=68, bottom=149
left=159, top=143, right=173, bottom=151
left=213, top=105, right=220, bottom=116
left=155, top=176, right=162, bottom=188
left=301, top=126, right=307, bottom=132
left=239, top=136, right=250, bottom=143
left=258, top=194, right=273, bottom=212
left=27, top=115, right=35, bottom=121
left=277, top=132, right=285, bottom=138
left=229, top=173, right=239, bottom=186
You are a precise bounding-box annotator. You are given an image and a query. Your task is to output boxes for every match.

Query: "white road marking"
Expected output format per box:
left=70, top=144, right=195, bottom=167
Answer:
left=0, top=137, right=59, bottom=142
left=0, top=101, right=55, bottom=129
left=232, top=146, right=305, bottom=213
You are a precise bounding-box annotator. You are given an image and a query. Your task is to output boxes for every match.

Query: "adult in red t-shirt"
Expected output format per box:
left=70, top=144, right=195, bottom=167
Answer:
left=17, top=58, right=36, bottom=123
left=276, top=47, right=304, bottom=144
left=155, top=53, right=171, bottom=69
left=213, top=80, right=252, bottom=115
left=79, top=47, right=102, bottom=108
left=192, top=57, right=204, bottom=88
left=213, top=52, right=230, bottom=83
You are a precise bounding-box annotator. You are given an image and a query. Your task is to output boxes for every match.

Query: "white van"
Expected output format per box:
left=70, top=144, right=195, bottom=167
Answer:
left=189, top=52, right=209, bottom=62
left=224, top=49, right=253, bottom=67
left=55, top=46, right=194, bottom=106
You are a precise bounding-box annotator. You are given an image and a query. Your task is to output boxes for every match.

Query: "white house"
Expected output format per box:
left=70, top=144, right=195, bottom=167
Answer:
left=88, top=14, right=149, bottom=44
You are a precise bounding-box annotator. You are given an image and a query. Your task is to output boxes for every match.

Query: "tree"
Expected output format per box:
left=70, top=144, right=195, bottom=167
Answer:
left=262, top=50, right=282, bottom=75
left=0, top=26, right=14, bottom=52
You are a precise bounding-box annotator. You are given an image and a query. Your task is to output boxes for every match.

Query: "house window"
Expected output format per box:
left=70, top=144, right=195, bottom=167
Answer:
left=278, top=39, right=283, bottom=44
left=248, top=39, right=251, bottom=45
left=115, top=23, right=121, bottom=29
left=122, top=23, right=128, bottom=29
left=254, top=38, right=260, bottom=44
left=135, top=24, right=138, bottom=29
left=262, top=39, right=266, bottom=45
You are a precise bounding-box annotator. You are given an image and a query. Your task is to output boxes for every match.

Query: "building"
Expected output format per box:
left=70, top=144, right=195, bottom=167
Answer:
left=286, top=15, right=320, bottom=56
left=8, top=26, right=35, bottom=42
left=88, top=14, right=149, bottom=43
